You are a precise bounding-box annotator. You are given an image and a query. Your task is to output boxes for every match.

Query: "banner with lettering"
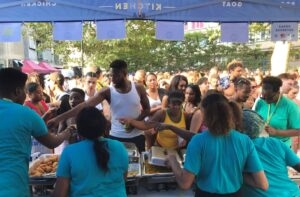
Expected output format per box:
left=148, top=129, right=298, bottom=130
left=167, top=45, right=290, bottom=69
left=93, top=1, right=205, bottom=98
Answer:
left=0, top=1, right=299, bottom=22
left=271, top=22, right=298, bottom=41
left=0, top=23, right=21, bottom=42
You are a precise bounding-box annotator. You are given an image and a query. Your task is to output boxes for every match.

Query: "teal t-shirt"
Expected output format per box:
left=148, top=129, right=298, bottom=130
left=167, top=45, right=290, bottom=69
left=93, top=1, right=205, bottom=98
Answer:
left=0, top=100, right=48, bottom=197
left=254, top=96, right=300, bottom=147
left=184, top=130, right=263, bottom=194
left=243, top=137, right=300, bottom=197
left=57, top=138, right=129, bottom=197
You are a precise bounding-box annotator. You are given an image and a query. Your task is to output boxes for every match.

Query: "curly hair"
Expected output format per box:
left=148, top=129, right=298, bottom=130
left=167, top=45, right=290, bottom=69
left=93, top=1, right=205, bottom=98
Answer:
left=227, top=60, right=243, bottom=72
left=242, top=109, right=264, bottom=139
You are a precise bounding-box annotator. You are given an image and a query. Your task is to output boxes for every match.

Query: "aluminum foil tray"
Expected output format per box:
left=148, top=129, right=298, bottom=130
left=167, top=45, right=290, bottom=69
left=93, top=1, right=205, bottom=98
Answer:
left=29, top=154, right=59, bottom=179
left=141, top=152, right=174, bottom=177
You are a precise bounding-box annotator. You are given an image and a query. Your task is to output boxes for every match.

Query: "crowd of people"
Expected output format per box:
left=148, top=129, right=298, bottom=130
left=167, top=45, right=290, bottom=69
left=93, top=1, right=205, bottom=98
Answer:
left=0, top=58, right=300, bottom=197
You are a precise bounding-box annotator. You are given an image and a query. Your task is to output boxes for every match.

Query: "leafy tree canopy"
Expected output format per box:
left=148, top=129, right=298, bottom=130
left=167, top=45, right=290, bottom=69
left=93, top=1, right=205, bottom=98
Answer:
left=24, top=21, right=274, bottom=72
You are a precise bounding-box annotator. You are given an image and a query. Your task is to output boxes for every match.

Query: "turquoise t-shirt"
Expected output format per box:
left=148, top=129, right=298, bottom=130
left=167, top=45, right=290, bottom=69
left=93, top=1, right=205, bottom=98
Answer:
left=0, top=100, right=48, bottom=197
left=184, top=130, right=263, bottom=194
left=243, top=137, right=300, bottom=197
left=57, top=138, right=129, bottom=197
left=254, top=96, right=300, bottom=147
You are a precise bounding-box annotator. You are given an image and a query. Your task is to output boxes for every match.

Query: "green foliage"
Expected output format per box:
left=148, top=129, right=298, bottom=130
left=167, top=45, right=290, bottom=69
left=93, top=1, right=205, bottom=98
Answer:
left=249, top=23, right=270, bottom=32
left=23, top=21, right=279, bottom=72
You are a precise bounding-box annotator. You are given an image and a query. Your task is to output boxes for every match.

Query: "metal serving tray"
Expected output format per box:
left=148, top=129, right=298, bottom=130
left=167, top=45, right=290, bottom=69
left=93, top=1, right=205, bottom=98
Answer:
left=141, top=152, right=174, bottom=177
left=125, top=142, right=141, bottom=178
left=288, top=167, right=300, bottom=179
left=127, top=156, right=142, bottom=178
left=123, top=142, right=139, bottom=157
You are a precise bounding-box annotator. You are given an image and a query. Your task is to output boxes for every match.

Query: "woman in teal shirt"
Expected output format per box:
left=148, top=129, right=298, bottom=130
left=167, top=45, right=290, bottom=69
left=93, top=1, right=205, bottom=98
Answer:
left=53, top=107, right=129, bottom=197
left=253, top=76, right=300, bottom=147
left=242, top=109, right=300, bottom=197
left=166, top=93, right=268, bottom=196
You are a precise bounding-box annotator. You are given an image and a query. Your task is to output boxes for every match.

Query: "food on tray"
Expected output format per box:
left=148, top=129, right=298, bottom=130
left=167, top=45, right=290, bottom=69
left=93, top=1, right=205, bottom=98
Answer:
left=127, top=171, right=139, bottom=177
left=144, top=157, right=172, bottom=174
left=127, top=155, right=141, bottom=177
left=123, top=142, right=139, bottom=157
left=127, top=163, right=140, bottom=177
left=288, top=167, right=299, bottom=177
left=29, top=154, right=59, bottom=177
left=149, top=146, right=181, bottom=167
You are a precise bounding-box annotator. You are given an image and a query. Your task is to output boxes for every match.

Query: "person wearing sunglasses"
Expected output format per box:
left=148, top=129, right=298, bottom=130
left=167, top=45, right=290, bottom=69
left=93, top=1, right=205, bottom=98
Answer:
left=241, top=109, right=300, bottom=197
left=253, top=76, right=300, bottom=148
left=243, top=77, right=260, bottom=109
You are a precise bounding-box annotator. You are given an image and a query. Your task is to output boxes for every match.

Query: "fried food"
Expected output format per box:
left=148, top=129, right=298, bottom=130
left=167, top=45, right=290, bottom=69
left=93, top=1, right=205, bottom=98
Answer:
left=127, top=163, right=140, bottom=177
left=144, top=158, right=172, bottom=174
left=29, top=155, right=59, bottom=177
left=127, top=170, right=139, bottom=177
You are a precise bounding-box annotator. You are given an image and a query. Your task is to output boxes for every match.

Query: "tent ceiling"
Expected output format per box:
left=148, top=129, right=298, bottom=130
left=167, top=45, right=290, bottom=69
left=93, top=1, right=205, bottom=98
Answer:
left=0, top=0, right=299, bottom=22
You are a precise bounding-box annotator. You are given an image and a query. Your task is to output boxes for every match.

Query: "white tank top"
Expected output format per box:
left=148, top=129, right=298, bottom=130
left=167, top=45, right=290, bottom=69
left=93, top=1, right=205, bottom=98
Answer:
left=147, top=95, right=161, bottom=108
left=109, top=81, right=143, bottom=138
left=145, top=95, right=161, bottom=121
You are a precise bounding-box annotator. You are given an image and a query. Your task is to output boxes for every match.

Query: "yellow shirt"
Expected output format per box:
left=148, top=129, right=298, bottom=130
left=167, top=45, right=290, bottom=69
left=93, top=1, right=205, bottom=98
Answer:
left=156, top=110, right=186, bottom=149
left=96, top=80, right=106, bottom=91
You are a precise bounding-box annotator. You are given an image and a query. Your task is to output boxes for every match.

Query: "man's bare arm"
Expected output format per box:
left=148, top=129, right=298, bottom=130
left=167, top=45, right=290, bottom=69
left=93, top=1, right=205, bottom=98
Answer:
left=47, top=87, right=109, bottom=128
left=136, top=84, right=150, bottom=121
left=35, top=128, right=71, bottom=149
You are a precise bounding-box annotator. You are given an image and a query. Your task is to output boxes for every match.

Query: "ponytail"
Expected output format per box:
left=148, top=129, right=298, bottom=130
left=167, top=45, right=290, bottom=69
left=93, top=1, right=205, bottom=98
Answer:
left=93, top=139, right=110, bottom=172
left=76, top=106, right=110, bottom=171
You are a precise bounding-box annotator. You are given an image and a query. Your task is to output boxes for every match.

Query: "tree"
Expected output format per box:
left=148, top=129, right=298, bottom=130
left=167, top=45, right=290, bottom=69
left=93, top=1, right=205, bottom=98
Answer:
left=23, top=21, right=279, bottom=73
left=23, top=23, right=75, bottom=66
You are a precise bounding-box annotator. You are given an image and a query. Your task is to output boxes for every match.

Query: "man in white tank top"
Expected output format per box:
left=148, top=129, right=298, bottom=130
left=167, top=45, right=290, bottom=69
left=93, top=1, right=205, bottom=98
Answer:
left=48, top=60, right=150, bottom=152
